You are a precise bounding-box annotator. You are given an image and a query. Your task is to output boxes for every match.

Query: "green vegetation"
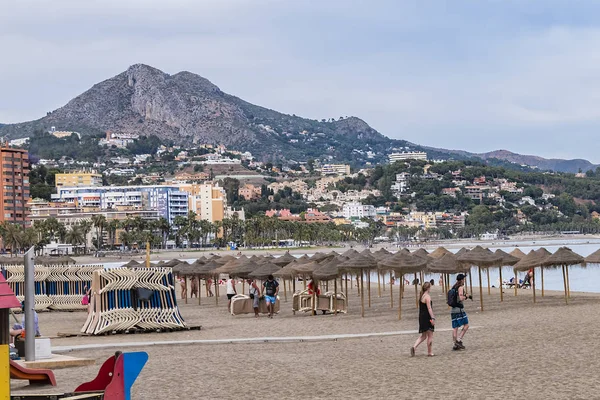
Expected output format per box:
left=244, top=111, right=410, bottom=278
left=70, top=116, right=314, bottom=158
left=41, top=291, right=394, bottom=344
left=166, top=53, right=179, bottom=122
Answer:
left=27, top=130, right=103, bottom=162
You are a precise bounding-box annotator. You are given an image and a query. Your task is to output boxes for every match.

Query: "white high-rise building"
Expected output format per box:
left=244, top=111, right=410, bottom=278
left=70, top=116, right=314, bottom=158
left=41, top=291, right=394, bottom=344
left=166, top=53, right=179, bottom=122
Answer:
left=388, top=151, right=427, bottom=163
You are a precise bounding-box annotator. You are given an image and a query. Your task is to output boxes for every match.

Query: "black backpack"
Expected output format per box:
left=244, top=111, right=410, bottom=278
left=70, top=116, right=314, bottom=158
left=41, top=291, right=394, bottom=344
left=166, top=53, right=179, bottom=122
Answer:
left=447, top=287, right=462, bottom=308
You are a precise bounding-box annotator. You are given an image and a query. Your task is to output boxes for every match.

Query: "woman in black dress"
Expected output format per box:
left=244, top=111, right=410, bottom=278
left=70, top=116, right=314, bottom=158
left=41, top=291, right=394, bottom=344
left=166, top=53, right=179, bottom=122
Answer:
left=410, top=282, right=436, bottom=357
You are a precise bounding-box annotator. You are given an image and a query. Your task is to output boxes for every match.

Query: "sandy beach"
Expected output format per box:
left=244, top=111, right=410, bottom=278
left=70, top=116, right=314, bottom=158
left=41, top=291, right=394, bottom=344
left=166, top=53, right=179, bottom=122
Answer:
left=10, top=280, right=600, bottom=399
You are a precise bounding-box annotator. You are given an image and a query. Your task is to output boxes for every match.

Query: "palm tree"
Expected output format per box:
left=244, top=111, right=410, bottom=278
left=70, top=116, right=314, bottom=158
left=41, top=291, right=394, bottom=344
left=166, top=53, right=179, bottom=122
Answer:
left=156, top=217, right=170, bottom=249
left=91, top=215, right=107, bottom=254
left=107, top=219, right=120, bottom=249
left=79, top=220, right=93, bottom=254
left=3, top=223, right=23, bottom=255
left=66, top=224, right=85, bottom=254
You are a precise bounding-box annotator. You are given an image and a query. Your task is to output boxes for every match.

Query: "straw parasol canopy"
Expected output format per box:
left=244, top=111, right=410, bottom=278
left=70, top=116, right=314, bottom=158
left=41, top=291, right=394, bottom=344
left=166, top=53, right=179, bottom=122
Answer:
left=214, top=255, right=236, bottom=265
left=273, top=260, right=300, bottom=279
left=291, top=260, right=322, bottom=277
left=163, top=259, right=182, bottom=268
left=309, top=252, right=330, bottom=262
left=296, top=254, right=310, bottom=263
left=378, top=251, right=428, bottom=274
left=514, top=250, right=546, bottom=272
left=248, top=262, right=282, bottom=280
left=172, top=261, right=190, bottom=275
left=429, top=246, right=452, bottom=259
left=272, top=252, right=296, bottom=266
left=427, top=253, right=469, bottom=274
left=122, top=260, right=141, bottom=268
left=341, top=248, right=360, bottom=258
left=584, top=248, right=600, bottom=264
left=213, top=256, right=249, bottom=276
left=412, top=248, right=430, bottom=261
left=338, top=254, right=378, bottom=317
left=542, top=247, right=584, bottom=268
left=454, top=247, right=469, bottom=257
left=230, top=260, right=260, bottom=279
left=509, top=248, right=526, bottom=259
left=495, top=249, right=520, bottom=266
left=535, top=247, right=552, bottom=260
left=313, top=256, right=345, bottom=281
left=373, top=248, right=391, bottom=260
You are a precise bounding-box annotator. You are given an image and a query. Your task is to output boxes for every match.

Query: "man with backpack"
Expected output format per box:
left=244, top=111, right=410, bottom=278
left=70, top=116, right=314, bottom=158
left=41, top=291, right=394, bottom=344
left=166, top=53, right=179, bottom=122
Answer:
left=263, top=274, right=279, bottom=319
left=447, top=274, right=471, bottom=351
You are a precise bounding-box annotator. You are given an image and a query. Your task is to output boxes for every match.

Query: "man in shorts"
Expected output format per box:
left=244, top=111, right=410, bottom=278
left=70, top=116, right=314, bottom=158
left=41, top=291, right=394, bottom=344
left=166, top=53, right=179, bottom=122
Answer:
left=262, top=274, right=279, bottom=319
left=451, top=273, right=471, bottom=351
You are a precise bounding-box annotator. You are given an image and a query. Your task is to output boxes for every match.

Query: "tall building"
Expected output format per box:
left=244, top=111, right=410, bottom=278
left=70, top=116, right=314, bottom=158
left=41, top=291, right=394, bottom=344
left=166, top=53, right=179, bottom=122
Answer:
left=55, top=171, right=103, bottom=187
left=321, top=164, right=351, bottom=176
left=0, top=146, right=30, bottom=225
left=343, top=202, right=376, bottom=220
left=179, top=183, right=227, bottom=222
left=52, top=185, right=188, bottom=224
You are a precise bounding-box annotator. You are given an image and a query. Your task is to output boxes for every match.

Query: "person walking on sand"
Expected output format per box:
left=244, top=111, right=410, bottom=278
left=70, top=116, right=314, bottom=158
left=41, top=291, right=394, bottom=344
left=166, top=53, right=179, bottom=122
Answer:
left=263, top=274, right=279, bottom=318
left=179, top=276, right=187, bottom=300
left=450, top=274, right=471, bottom=351
left=190, top=276, right=199, bottom=298
left=206, top=278, right=214, bottom=297
left=226, top=275, right=237, bottom=313
left=410, top=282, right=435, bottom=357
left=247, top=278, right=261, bottom=317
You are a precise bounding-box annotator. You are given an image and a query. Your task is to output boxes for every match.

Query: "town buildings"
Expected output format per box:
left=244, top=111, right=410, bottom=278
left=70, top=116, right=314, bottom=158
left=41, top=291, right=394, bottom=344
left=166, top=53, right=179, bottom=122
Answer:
left=0, top=146, right=30, bottom=225
left=55, top=171, right=103, bottom=187
left=320, top=164, right=351, bottom=176
left=238, top=184, right=262, bottom=200
left=179, top=183, right=227, bottom=223
left=343, top=202, right=377, bottom=220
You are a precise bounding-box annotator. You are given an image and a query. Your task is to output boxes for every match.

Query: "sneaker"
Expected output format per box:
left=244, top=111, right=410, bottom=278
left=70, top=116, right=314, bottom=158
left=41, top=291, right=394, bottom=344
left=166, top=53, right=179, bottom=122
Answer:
left=456, top=341, right=465, bottom=349
left=452, top=343, right=461, bottom=351
left=410, top=347, right=415, bottom=357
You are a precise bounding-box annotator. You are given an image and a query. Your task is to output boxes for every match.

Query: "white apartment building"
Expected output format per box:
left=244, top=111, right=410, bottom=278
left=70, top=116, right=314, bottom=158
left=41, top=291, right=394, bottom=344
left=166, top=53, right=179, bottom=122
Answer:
left=343, top=202, right=377, bottom=220
left=388, top=151, right=427, bottom=163
left=321, top=164, right=351, bottom=176
left=391, top=172, right=410, bottom=195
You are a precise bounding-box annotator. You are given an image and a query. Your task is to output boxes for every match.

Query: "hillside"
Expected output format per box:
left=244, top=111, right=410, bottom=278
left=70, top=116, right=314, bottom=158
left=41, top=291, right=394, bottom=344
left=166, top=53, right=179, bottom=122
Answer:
left=0, top=64, right=412, bottom=164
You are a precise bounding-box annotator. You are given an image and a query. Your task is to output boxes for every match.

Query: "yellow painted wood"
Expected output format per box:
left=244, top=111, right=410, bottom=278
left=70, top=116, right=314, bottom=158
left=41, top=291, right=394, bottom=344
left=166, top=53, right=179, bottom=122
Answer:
left=0, top=344, right=9, bottom=400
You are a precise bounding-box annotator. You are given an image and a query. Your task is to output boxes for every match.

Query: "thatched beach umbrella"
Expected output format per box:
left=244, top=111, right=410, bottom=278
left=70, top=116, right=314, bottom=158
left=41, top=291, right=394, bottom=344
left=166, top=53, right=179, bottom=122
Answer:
left=456, top=246, right=502, bottom=312
left=509, top=248, right=526, bottom=259
left=494, top=249, right=520, bottom=302
left=513, top=250, right=545, bottom=302
left=534, top=248, right=552, bottom=297
left=427, top=252, right=470, bottom=293
left=230, top=260, right=260, bottom=280
left=313, top=256, right=346, bottom=315
left=122, top=260, right=141, bottom=268
left=273, top=260, right=300, bottom=302
left=164, top=259, right=182, bottom=268
left=373, top=248, right=391, bottom=260
left=429, top=246, right=452, bottom=259
left=248, top=262, right=282, bottom=280
left=272, top=252, right=296, bottom=267
left=541, top=247, right=584, bottom=304
left=215, top=255, right=236, bottom=265
left=378, top=251, right=428, bottom=320
left=338, top=254, right=378, bottom=317
left=584, top=249, right=600, bottom=264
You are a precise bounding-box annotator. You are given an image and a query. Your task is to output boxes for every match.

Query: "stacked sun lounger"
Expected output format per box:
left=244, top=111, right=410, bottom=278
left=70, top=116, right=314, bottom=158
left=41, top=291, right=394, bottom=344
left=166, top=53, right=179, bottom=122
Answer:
left=3, top=264, right=103, bottom=312
left=81, top=266, right=186, bottom=335
left=292, top=289, right=348, bottom=314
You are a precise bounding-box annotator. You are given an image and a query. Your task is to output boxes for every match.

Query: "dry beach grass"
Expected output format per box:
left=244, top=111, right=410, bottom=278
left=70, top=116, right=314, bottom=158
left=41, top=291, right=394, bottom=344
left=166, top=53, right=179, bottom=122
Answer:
left=10, top=281, right=600, bottom=399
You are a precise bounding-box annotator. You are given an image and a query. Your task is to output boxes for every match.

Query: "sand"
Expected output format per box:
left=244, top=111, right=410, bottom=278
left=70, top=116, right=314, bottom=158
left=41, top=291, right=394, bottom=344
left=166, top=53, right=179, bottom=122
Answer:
left=10, top=279, right=600, bottom=399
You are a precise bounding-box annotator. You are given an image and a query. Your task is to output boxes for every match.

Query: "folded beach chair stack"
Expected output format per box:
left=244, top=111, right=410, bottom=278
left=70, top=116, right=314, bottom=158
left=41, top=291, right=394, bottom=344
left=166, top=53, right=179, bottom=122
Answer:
left=47, top=265, right=103, bottom=310
left=82, top=266, right=186, bottom=335
left=4, top=264, right=53, bottom=311
left=292, top=289, right=347, bottom=314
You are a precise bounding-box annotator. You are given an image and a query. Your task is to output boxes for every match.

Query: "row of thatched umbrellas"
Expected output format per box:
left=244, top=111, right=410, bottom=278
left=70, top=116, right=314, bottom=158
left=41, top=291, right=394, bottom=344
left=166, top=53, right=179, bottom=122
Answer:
left=121, top=244, right=595, bottom=318
left=0, top=255, right=77, bottom=266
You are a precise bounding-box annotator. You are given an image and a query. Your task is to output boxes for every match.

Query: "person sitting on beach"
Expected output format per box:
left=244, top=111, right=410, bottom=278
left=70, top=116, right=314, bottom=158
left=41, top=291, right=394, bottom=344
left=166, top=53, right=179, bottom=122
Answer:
left=190, top=276, right=199, bottom=298
left=247, top=279, right=261, bottom=318
left=226, top=276, right=237, bottom=313
left=10, top=301, right=41, bottom=344
left=263, top=275, right=279, bottom=319
left=307, top=279, right=321, bottom=296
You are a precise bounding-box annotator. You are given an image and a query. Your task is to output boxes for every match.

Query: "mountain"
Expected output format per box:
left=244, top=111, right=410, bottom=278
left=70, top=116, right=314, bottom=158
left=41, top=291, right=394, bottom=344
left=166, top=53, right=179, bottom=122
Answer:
left=423, top=147, right=599, bottom=173
left=0, top=64, right=411, bottom=164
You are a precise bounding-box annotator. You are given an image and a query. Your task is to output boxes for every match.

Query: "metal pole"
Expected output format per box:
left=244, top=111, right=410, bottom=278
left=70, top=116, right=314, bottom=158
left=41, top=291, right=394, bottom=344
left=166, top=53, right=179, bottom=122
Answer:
left=24, top=246, right=35, bottom=361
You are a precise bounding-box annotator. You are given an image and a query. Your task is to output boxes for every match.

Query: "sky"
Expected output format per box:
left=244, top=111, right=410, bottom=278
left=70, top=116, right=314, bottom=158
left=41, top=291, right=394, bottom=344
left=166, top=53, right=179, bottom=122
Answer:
left=2, top=0, right=600, bottom=162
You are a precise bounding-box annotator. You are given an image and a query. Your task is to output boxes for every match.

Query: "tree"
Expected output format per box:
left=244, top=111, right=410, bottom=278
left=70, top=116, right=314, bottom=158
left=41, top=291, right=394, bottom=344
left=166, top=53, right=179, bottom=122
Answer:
left=65, top=224, right=85, bottom=253
left=91, top=215, right=107, bottom=254
left=79, top=220, right=93, bottom=254
left=468, top=205, right=494, bottom=226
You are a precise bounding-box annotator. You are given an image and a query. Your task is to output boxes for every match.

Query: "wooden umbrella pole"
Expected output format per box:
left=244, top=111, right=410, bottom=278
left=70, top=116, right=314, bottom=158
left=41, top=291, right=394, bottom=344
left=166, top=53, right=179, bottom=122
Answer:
left=478, top=267, right=484, bottom=312
left=532, top=269, right=536, bottom=304
left=566, top=266, right=571, bottom=298
left=184, top=276, right=188, bottom=304
left=215, top=276, right=219, bottom=306
left=303, top=277, right=307, bottom=290
left=398, top=274, right=403, bottom=320
left=541, top=268, right=545, bottom=297
left=561, top=265, right=568, bottom=305
left=469, top=270, right=473, bottom=297
left=334, top=279, right=338, bottom=316
left=499, top=267, right=503, bottom=302
left=382, top=271, right=386, bottom=293
left=356, top=273, right=360, bottom=296
left=326, top=280, right=329, bottom=292
left=390, top=272, right=394, bottom=308
left=360, top=270, right=365, bottom=318
left=312, top=278, right=316, bottom=317
left=284, top=279, right=288, bottom=302
left=242, top=280, right=245, bottom=293
left=486, top=268, right=491, bottom=295
left=414, top=273, right=419, bottom=308
left=420, top=271, right=424, bottom=287
left=367, top=269, right=371, bottom=308
left=514, top=269, right=518, bottom=296
left=293, top=276, right=296, bottom=293
left=345, top=273, right=348, bottom=304
left=198, top=275, right=201, bottom=306
left=377, top=271, right=381, bottom=298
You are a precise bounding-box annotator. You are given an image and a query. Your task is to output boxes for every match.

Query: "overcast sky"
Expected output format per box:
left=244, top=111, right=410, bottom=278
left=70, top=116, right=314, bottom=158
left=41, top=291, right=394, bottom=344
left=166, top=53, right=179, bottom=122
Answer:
left=2, top=0, right=600, bottom=162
